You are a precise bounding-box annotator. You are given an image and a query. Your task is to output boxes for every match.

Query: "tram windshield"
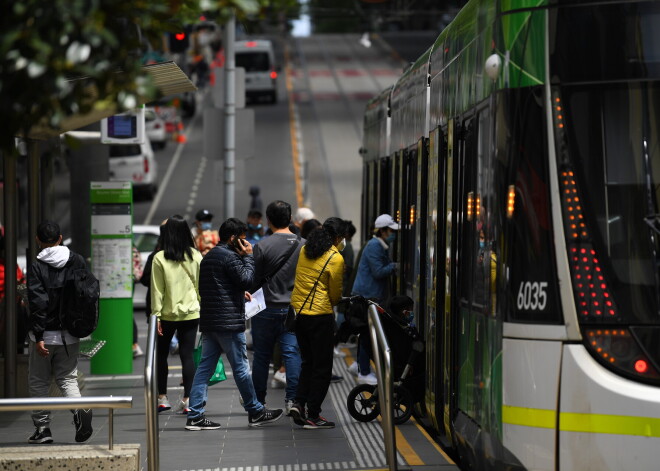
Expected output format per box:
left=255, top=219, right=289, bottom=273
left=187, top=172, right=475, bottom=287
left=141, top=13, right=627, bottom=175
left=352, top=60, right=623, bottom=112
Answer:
left=561, top=82, right=660, bottom=324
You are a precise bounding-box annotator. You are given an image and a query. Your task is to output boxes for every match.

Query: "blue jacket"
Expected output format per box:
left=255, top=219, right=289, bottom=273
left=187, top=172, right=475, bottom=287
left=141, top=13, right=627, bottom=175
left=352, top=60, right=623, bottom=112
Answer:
left=351, top=237, right=396, bottom=302
left=199, top=243, right=255, bottom=332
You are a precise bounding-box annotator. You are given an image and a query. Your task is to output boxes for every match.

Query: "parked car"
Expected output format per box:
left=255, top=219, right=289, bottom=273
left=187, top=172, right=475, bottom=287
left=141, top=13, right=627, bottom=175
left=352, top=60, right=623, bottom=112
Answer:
left=132, top=224, right=160, bottom=310
left=235, top=39, right=278, bottom=103
left=145, top=108, right=167, bottom=150
left=108, top=140, right=158, bottom=199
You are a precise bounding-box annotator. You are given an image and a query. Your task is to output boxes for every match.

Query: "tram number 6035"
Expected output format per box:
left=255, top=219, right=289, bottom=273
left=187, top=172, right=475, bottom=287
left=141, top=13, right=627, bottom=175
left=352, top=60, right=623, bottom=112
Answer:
left=517, top=282, right=548, bottom=311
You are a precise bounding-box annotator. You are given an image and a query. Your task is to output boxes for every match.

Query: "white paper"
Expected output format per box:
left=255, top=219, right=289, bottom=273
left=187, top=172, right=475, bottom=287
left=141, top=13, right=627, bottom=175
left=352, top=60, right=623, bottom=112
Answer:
left=245, top=288, right=266, bottom=319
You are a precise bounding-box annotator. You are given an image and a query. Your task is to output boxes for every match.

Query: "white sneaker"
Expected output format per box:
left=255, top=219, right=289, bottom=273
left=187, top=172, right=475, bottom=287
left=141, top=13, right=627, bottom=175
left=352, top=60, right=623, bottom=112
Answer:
left=270, top=378, right=283, bottom=389
left=273, top=370, right=287, bottom=385
left=357, top=372, right=378, bottom=386
left=133, top=344, right=144, bottom=358
left=347, top=361, right=359, bottom=376
left=333, top=347, right=346, bottom=358
left=174, top=398, right=189, bottom=415
left=157, top=396, right=172, bottom=413
left=285, top=400, right=295, bottom=416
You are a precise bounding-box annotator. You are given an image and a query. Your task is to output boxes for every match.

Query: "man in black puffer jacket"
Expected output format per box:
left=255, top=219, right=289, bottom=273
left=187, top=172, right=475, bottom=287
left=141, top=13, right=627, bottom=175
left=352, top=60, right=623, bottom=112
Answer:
left=186, top=218, right=283, bottom=431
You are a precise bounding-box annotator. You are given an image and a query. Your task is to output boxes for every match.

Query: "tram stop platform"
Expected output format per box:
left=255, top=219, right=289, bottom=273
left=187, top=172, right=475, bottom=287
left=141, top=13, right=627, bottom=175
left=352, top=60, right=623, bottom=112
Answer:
left=0, top=332, right=458, bottom=471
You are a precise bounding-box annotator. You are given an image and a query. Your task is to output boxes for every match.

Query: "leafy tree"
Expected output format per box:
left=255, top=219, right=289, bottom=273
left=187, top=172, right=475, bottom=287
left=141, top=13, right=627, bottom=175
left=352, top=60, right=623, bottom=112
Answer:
left=0, top=0, right=258, bottom=151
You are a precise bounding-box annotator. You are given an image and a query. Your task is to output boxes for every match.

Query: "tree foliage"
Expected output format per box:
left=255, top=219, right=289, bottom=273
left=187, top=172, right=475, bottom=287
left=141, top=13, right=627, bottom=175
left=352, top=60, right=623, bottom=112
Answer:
left=0, top=0, right=259, bottom=151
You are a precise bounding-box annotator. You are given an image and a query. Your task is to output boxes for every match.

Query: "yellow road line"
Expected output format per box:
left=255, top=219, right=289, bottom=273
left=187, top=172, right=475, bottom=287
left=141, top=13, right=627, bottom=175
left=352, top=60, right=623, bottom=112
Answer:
left=283, top=43, right=304, bottom=208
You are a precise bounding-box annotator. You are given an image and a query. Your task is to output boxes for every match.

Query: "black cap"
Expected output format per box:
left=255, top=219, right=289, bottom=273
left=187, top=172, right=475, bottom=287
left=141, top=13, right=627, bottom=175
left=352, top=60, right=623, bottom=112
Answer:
left=195, top=209, right=213, bottom=221
left=37, top=220, right=61, bottom=244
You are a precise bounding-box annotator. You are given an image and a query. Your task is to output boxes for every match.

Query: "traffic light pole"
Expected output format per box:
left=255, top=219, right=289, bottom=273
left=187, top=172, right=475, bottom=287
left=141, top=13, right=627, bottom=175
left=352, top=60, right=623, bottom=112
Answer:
left=223, top=13, right=236, bottom=219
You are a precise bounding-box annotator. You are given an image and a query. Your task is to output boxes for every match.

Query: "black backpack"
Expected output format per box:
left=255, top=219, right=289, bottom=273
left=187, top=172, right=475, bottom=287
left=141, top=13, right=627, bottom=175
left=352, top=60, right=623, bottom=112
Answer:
left=61, top=267, right=100, bottom=338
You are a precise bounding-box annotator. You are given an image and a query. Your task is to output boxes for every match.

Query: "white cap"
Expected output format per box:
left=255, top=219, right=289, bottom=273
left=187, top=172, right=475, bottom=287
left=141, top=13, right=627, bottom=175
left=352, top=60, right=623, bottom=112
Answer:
left=374, top=214, right=399, bottom=230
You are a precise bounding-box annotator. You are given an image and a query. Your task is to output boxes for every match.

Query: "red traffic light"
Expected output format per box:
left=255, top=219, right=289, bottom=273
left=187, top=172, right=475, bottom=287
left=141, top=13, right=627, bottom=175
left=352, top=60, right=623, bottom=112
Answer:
left=175, top=33, right=186, bottom=41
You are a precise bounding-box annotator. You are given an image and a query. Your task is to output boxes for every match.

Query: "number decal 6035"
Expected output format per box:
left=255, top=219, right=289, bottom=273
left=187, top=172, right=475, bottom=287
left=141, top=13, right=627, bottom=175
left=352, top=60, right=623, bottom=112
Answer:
left=517, top=282, right=548, bottom=311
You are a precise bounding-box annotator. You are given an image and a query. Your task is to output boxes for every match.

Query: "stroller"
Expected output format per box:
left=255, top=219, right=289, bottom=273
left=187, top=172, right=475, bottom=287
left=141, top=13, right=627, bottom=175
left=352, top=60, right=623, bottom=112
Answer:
left=339, top=296, right=424, bottom=425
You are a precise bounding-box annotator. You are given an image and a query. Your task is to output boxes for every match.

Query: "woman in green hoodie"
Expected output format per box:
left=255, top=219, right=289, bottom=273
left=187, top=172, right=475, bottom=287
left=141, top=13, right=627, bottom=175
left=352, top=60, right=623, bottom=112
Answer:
left=151, top=216, right=203, bottom=414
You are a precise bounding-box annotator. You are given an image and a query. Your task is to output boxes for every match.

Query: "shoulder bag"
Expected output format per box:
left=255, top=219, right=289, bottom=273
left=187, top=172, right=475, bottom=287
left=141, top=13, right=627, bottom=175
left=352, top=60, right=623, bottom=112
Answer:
left=284, top=252, right=335, bottom=332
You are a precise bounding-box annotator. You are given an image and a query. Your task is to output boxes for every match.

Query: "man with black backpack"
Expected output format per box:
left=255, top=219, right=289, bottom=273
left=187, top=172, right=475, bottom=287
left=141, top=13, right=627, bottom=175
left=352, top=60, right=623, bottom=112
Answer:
left=26, top=221, right=94, bottom=444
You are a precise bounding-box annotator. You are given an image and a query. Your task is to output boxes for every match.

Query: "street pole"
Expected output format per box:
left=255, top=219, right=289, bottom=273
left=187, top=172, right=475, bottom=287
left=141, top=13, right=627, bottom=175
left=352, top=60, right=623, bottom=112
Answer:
left=3, top=149, right=18, bottom=398
left=223, top=12, right=236, bottom=219
left=27, top=139, right=41, bottom=264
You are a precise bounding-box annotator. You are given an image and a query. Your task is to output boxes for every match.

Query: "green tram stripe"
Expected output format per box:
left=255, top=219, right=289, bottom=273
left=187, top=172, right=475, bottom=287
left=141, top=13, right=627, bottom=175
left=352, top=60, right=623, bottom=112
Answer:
left=503, top=405, right=660, bottom=437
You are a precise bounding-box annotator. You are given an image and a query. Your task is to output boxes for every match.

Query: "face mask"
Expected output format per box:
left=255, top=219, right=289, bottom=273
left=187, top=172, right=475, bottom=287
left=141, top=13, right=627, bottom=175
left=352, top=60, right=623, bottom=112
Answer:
left=337, top=238, right=346, bottom=251
left=479, top=241, right=485, bottom=249
left=201, top=222, right=212, bottom=231
left=406, top=312, right=415, bottom=324
left=386, top=232, right=396, bottom=244
left=248, top=223, right=262, bottom=231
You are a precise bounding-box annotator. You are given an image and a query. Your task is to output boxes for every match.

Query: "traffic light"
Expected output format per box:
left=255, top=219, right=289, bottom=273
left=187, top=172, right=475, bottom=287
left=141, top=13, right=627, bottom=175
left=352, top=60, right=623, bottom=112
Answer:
left=169, top=29, right=190, bottom=53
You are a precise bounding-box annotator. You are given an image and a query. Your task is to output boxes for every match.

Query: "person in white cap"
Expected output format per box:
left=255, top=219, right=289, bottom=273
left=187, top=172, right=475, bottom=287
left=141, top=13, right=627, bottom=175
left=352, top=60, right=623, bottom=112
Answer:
left=350, top=214, right=399, bottom=385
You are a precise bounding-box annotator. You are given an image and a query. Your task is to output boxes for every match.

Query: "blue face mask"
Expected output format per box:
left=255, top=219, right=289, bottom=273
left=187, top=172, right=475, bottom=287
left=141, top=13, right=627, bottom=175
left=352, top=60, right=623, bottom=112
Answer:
left=201, top=222, right=212, bottom=231
left=386, top=232, right=396, bottom=244
left=479, top=241, right=486, bottom=250
left=404, top=310, right=415, bottom=324
left=248, top=223, right=262, bottom=231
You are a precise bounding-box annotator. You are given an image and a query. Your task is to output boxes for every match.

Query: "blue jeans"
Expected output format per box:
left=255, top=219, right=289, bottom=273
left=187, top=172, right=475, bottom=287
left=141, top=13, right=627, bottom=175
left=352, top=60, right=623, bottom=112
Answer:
left=251, top=307, right=301, bottom=403
left=357, top=333, right=372, bottom=374
left=188, top=331, right=263, bottom=419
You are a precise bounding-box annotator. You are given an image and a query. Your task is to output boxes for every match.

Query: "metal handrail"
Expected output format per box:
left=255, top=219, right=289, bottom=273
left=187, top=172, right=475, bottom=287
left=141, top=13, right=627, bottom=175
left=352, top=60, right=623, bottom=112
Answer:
left=0, top=396, right=132, bottom=450
left=368, top=304, right=397, bottom=471
left=144, top=314, right=159, bottom=471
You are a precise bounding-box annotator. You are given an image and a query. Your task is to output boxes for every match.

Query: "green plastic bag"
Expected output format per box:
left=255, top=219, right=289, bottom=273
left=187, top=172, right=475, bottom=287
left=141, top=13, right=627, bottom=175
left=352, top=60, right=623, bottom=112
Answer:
left=193, top=336, right=227, bottom=386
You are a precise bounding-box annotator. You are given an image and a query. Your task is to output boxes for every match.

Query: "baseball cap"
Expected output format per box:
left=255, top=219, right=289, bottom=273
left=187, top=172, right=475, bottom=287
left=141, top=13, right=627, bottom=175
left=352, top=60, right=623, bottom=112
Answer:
left=374, top=214, right=399, bottom=230
left=195, top=209, right=214, bottom=221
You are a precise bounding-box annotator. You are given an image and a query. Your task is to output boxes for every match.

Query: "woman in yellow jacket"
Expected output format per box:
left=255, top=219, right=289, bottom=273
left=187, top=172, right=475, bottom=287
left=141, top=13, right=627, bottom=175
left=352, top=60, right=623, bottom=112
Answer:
left=151, top=217, right=203, bottom=414
left=288, top=217, right=346, bottom=429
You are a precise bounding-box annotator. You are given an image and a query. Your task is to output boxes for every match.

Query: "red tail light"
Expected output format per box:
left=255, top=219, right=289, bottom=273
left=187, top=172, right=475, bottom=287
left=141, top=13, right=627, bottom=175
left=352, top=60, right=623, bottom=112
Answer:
left=270, top=70, right=278, bottom=80
left=245, top=41, right=257, bottom=47
left=585, top=328, right=660, bottom=381
left=143, top=157, right=149, bottom=174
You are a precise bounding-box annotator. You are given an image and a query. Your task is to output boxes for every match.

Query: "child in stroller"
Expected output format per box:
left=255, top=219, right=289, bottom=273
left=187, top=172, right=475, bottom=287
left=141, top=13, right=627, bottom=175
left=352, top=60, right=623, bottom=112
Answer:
left=340, top=295, right=424, bottom=424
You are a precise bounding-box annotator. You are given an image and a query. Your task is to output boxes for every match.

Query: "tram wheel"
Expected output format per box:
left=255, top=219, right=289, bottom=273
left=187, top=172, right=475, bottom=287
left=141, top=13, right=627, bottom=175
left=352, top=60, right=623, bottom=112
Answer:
left=347, top=384, right=379, bottom=422
left=392, top=385, right=414, bottom=425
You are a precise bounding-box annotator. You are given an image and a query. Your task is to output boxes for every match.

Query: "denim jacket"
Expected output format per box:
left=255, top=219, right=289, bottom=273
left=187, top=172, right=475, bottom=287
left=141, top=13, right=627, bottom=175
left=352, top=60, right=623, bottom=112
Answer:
left=350, top=237, right=396, bottom=302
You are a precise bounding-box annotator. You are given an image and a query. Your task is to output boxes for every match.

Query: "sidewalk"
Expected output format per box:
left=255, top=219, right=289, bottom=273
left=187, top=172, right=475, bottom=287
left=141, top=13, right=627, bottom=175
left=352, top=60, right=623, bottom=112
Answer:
left=0, top=319, right=458, bottom=471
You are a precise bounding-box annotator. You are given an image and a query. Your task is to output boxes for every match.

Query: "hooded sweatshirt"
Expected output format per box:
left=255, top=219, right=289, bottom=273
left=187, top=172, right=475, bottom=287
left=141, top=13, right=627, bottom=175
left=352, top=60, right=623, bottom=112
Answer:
left=28, top=246, right=81, bottom=344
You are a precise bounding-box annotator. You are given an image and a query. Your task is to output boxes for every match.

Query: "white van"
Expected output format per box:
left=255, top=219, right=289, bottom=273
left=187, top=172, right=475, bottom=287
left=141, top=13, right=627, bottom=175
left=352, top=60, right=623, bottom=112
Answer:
left=235, top=39, right=278, bottom=103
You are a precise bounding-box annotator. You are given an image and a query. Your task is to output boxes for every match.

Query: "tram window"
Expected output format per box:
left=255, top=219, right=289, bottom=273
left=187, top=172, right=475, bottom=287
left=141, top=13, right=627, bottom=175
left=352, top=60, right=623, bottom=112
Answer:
left=503, top=88, right=562, bottom=324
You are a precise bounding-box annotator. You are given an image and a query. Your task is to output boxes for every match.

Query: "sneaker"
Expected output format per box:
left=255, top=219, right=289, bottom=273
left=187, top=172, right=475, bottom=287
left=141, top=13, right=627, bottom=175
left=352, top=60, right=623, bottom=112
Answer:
left=303, top=416, right=335, bottom=429
left=185, top=416, right=221, bottom=430
left=285, top=400, right=295, bottom=416
left=249, top=407, right=284, bottom=427
left=288, top=402, right=307, bottom=426
left=28, top=426, right=53, bottom=444
left=73, top=409, right=93, bottom=442
left=331, top=374, right=344, bottom=383
left=174, top=398, right=190, bottom=415
left=333, top=346, right=346, bottom=358
left=357, top=372, right=378, bottom=385
left=273, top=370, right=287, bottom=385
left=133, top=344, right=144, bottom=358
left=158, top=396, right=172, bottom=413
left=347, top=361, right=359, bottom=376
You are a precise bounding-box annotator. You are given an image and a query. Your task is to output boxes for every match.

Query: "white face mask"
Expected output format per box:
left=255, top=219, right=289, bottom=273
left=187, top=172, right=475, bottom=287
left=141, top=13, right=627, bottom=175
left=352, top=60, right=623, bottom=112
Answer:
left=337, top=238, right=346, bottom=251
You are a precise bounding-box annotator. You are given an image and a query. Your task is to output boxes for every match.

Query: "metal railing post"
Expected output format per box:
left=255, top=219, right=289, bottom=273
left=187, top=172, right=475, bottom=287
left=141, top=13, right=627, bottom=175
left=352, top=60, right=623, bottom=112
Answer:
left=108, top=408, right=114, bottom=450
left=368, top=304, right=397, bottom=471
left=144, top=314, right=159, bottom=471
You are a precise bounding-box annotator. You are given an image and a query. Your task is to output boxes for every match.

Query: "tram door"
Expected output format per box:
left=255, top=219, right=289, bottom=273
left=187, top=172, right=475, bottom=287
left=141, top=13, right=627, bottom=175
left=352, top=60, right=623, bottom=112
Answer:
left=425, top=127, right=446, bottom=430
left=401, top=145, right=421, bottom=299
left=413, top=139, right=428, bottom=334
left=392, top=150, right=404, bottom=293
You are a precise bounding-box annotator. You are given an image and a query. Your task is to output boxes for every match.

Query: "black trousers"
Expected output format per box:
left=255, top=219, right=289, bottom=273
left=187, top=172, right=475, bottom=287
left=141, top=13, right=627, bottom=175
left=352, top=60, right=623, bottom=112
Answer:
left=157, top=318, right=199, bottom=397
left=294, top=313, right=335, bottom=418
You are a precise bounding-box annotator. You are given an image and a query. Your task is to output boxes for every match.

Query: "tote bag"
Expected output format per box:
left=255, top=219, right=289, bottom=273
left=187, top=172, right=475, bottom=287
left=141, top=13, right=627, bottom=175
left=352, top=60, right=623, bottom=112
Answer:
left=193, top=336, right=227, bottom=386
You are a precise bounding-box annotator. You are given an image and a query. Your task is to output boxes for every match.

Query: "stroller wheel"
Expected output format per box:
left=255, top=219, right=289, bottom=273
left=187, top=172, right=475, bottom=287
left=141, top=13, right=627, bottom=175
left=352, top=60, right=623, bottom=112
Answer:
left=392, top=385, right=414, bottom=425
left=347, top=384, right=380, bottom=422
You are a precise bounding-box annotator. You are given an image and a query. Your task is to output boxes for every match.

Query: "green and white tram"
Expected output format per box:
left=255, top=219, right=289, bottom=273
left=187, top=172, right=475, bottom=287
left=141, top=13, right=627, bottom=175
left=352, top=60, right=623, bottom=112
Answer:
left=361, top=1, right=660, bottom=470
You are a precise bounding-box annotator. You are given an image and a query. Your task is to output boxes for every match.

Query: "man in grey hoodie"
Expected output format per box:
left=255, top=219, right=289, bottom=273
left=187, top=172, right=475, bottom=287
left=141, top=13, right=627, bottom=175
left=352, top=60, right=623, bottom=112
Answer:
left=26, top=220, right=92, bottom=444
